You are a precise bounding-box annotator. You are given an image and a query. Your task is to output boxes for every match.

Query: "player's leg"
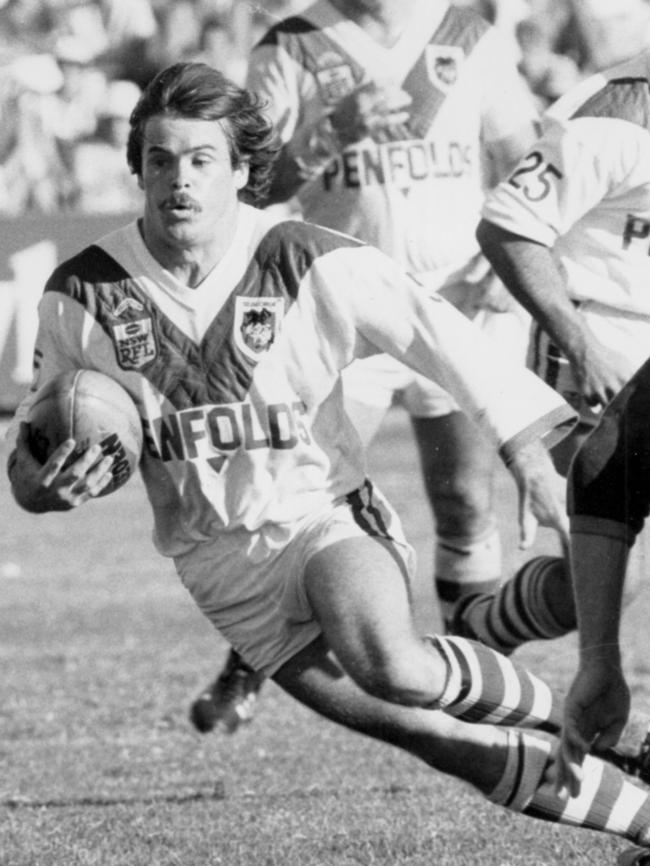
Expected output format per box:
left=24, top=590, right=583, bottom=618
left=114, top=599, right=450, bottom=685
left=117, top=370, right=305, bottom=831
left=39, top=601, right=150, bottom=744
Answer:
left=410, top=409, right=502, bottom=629
left=449, top=554, right=576, bottom=655
left=302, top=530, right=563, bottom=731
left=273, top=633, right=650, bottom=847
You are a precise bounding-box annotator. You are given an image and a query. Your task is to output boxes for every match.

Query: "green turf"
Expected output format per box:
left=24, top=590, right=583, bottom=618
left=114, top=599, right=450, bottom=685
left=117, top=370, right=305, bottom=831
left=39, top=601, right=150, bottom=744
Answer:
left=0, top=410, right=644, bottom=865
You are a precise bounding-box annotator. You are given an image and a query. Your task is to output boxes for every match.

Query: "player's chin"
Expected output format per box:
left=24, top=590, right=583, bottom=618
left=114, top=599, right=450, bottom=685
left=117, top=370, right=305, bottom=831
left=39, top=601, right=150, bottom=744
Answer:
left=161, top=219, right=202, bottom=245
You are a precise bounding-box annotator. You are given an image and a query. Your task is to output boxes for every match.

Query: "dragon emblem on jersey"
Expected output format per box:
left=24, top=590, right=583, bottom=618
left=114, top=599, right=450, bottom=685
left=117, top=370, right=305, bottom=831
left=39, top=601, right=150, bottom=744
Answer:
left=111, top=316, right=157, bottom=370
left=314, top=51, right=356, bottom=104
left=425, top=45, right=465, bottom=93
left=234, top=297, right=284, bottom=361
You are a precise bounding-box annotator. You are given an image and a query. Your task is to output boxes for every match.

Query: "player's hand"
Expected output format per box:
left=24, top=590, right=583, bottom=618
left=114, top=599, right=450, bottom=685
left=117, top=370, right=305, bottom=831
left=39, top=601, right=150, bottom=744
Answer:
left=330, top=82, right=412, bottom=146
left=507, top=438, right=569, bottom=549
left=557, top=661, right=630, bottom=798
left=572, top=340, right=638, bottom=410
left=9, top=421, right=114, bottom=513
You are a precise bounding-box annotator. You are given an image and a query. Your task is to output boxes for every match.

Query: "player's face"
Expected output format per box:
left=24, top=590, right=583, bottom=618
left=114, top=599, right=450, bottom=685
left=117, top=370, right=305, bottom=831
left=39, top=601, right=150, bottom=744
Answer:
left=138, top=115, right=248, bottom=255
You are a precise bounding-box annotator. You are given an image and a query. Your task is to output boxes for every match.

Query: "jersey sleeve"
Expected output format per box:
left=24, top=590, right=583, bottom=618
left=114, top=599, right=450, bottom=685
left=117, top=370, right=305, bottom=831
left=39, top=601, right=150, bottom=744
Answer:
left=481, top=117, right=636, bottom=247
left=309, top=244, right=576, bottom=456
left=568, top=357, right=650, bottom=545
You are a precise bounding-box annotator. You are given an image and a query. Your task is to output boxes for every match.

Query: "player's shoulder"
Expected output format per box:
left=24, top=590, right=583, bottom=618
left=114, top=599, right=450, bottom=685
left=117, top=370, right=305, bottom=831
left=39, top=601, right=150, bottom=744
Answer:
left=570, top=76, right=650, bottom=131
left=255, top=1, right=321, bottom=49
left=431, top=2, right=491, bottom=46
left=254, top=218, right=364, bottom=293
left=44, top=226, right=132, bottom=301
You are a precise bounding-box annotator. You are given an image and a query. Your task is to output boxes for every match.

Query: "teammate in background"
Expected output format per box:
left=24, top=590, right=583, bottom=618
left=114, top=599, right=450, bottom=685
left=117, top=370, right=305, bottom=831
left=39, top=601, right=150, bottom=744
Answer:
left=191, top=0, right=560, bottom=735
left=10, top=62, right=650, bottom=857
left=471, top=49, right=650, bottom=654
left=557, top=357, right=650, bottom=866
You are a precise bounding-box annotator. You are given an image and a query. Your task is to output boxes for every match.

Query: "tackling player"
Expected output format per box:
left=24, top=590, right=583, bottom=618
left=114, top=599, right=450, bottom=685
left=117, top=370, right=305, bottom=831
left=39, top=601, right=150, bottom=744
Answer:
left=8, top=62, right=650, bottom=858
left=462, top=48, right=650, bottom=657
left=192, top=0, right=555, bottom=735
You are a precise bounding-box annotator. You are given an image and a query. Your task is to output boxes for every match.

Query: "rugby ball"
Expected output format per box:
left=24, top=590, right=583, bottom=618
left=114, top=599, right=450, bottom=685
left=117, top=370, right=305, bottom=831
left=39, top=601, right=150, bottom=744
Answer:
left=27, top=369, right=143, bottom=496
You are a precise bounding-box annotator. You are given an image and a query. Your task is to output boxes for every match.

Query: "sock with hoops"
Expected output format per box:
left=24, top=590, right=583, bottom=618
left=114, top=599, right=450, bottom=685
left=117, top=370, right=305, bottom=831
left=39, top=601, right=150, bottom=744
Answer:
left=450, top=555, right=576, bottom=655
left=488, top=730, right=650, bottom=846
left=428, top=634, right=562, bottom=733
left=435, top=525, right=502, bottom=631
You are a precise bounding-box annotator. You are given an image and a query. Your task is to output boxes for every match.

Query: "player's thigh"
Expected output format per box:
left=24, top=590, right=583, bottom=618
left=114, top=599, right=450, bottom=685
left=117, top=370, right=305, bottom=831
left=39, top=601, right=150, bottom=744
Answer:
left=272, top=634, right=506, bottom=792
left=303, top=535, right=435, bottom=697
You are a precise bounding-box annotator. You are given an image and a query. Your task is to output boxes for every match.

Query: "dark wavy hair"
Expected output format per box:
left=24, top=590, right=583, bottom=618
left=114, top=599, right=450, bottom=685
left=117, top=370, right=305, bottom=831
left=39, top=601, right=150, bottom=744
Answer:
left=127, top=62, right=280, bottom=205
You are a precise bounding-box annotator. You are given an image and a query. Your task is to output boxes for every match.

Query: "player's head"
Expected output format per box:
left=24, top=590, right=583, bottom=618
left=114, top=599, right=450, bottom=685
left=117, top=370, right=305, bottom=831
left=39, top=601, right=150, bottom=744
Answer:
left=126, top=62, right=279, bottom=205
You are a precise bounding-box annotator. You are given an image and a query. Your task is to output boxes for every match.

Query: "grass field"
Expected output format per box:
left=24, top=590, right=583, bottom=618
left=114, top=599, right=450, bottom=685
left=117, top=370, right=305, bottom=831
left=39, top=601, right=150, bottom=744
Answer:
left=1, top=409, right=648, bottom=866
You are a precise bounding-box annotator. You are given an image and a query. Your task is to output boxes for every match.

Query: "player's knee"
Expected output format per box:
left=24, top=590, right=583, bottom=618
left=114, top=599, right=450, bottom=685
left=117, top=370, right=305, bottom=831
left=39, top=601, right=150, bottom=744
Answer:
left=428, top=476, right=492, bottom=533
left=355, top=650, right=446, bottom=707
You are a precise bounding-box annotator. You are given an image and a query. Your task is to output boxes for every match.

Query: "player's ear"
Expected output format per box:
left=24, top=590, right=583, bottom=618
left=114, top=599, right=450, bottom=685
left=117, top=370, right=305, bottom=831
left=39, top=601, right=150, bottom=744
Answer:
left=234, top=159, right=249, bottom=192
left=137, top=174, right=145, bottom=191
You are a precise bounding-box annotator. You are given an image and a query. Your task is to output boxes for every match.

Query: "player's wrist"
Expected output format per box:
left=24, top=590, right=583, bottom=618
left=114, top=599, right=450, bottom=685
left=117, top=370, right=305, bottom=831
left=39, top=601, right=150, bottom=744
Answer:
left=578, top=642, right=623, bottom=669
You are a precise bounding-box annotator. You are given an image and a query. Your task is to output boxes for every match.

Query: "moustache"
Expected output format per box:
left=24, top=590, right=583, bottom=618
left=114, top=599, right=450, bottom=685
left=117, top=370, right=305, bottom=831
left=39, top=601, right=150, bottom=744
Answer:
left=162, top=194, right=200, bottom=211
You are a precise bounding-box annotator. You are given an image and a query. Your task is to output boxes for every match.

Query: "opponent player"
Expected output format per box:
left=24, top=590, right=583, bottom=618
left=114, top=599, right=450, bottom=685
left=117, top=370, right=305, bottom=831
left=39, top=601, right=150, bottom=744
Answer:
left=461, top=48, right=650, bottom=657
left=192, top=0, right=551, bottom=734
left=8, top=62, right=650, bottom=856
left=556, top=357, right=650, bottom=866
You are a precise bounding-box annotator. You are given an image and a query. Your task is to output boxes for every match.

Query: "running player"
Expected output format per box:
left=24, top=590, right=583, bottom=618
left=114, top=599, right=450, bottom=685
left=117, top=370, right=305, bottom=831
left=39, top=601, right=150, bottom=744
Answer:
left=10, top=62, right=650, bottom=857
left=192, top=0, right=549, bottom=733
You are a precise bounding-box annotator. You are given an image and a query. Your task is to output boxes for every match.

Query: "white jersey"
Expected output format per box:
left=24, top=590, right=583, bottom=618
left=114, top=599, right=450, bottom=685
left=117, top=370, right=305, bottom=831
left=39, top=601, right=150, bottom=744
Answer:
left=247, top=0, right=538, bottom=286
left=482, top=51, right=650, bottom=316
left=13, top=204, right=573, bottom=558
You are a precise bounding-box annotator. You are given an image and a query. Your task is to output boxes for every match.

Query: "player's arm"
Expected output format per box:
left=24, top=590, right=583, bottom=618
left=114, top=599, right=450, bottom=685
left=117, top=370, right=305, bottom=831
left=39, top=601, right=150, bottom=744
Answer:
left=475, top=221, right=629, bottom=407
left=557, top=360, right=650, bottom=794
left=247, top=40, right=410, bottom=205
left=324, top=246, right=575, bottom=545
left=477, top=119, right=637, bottom=408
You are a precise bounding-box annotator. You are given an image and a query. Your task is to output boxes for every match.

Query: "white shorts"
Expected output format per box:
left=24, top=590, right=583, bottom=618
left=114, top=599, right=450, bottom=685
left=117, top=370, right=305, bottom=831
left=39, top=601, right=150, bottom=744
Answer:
left=173, top=480, right=415, bottom=677
left=343, top=306, right=530, bottom=418
left=529, top=301, right=650, bottom=427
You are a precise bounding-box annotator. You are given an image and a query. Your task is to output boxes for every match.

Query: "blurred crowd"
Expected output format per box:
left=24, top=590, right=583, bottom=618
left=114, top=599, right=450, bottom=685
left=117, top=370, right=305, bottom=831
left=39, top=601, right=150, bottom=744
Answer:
left=1, top=0, right=650, bottom=215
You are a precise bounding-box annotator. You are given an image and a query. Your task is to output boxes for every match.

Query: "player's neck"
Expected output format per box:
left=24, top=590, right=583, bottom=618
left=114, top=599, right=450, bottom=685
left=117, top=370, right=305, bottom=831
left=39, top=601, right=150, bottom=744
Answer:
left=331, top=0, right=435, bottom=47
left=138, top=216, right=235, bottom=289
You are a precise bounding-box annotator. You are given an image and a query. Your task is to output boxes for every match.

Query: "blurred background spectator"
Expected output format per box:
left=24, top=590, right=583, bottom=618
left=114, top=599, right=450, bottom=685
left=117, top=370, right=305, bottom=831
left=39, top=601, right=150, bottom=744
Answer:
left=2, top=0, right=650, bottom=214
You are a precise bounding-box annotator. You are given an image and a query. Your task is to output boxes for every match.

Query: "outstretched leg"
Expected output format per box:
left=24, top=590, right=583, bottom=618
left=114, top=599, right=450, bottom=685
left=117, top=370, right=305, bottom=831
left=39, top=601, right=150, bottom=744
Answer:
left=274, top=635, right=650, bottom=847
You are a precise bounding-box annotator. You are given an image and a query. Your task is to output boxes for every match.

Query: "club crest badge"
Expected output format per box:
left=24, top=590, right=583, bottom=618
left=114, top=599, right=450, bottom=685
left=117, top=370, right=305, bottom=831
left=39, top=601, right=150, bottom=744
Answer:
left=111, top=317, right=157, bottom=370
left=315, top=52, right=356, bottom=104
left=425, top=45, right=464, bottom=93
left=234, top=297, right=284, bottom=361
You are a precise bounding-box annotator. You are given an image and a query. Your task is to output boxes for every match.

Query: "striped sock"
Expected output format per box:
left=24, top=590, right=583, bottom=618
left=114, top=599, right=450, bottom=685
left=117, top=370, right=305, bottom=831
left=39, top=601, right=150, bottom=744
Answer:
left=489, top=731, right=650, bottom=845
left=430, top=634, right=562, bottom=733
left=435, top=526, right=502, bottom=630
left=450, top=556, right=575, bottom=655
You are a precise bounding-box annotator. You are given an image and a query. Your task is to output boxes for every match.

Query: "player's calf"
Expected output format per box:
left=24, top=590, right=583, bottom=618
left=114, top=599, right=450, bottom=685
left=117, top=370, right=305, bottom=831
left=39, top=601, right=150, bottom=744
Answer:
left=448, top=555, right=575, bottom=655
